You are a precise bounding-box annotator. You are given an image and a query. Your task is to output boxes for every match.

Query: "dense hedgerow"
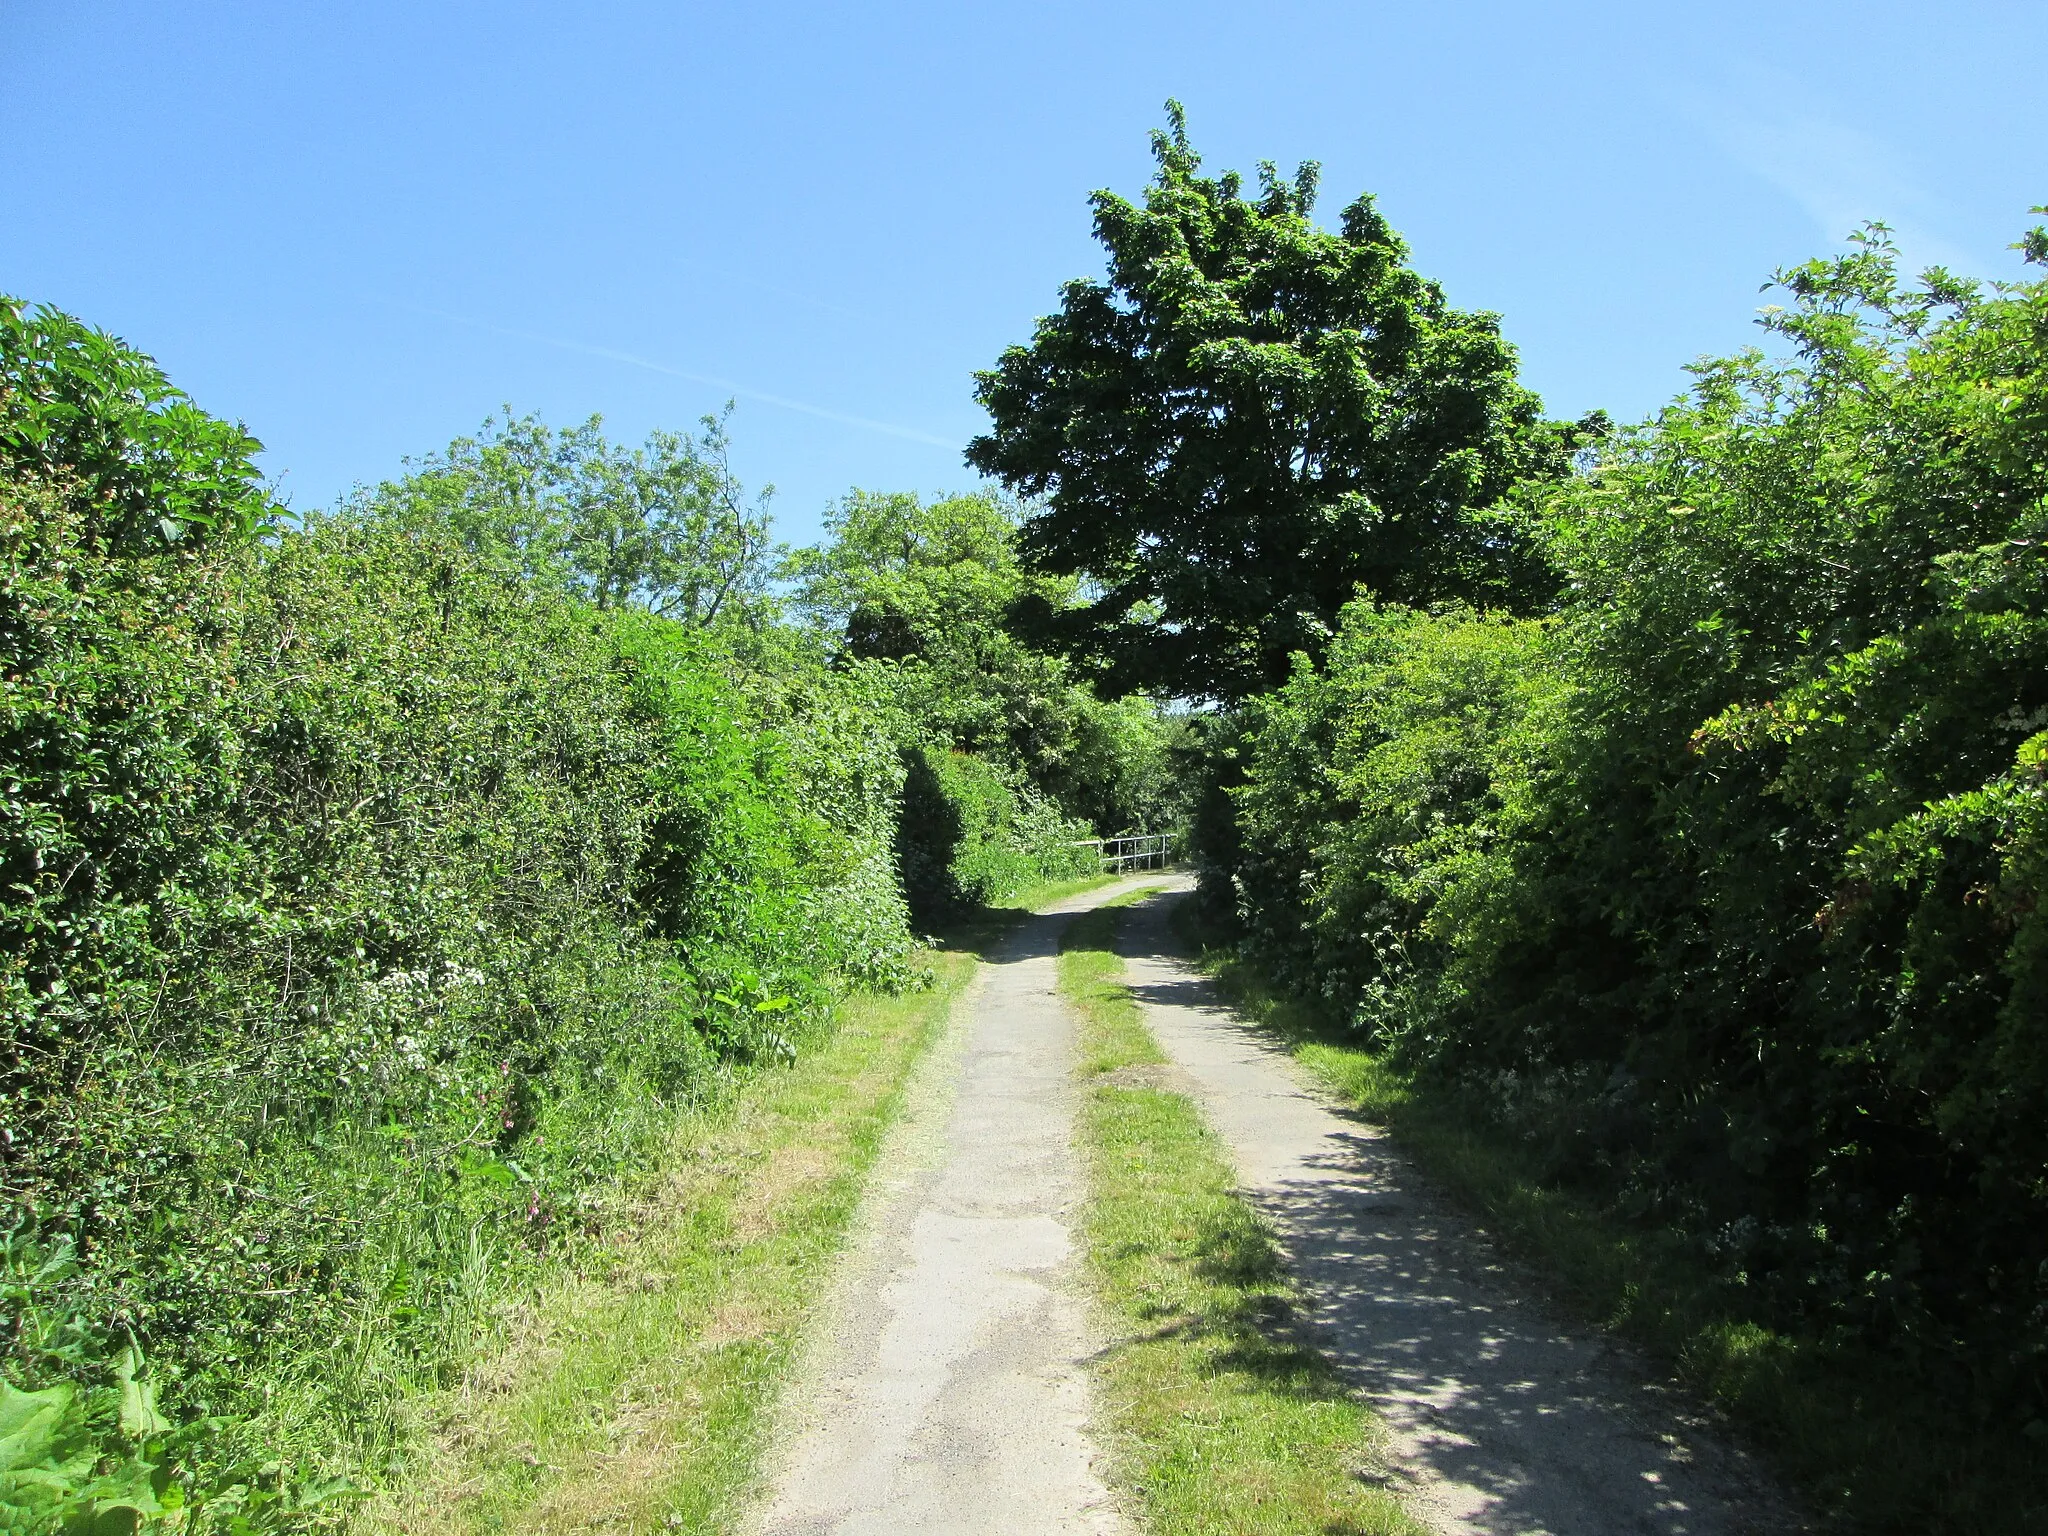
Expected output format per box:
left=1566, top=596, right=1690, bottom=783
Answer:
left=1206, top=231, right=2048, bottom=1433
left=0, top=304, right=918, bottom=1530
left=1222, top=602, right=1558, bottom=1030
left=893, top=743, right=1097, bottom=924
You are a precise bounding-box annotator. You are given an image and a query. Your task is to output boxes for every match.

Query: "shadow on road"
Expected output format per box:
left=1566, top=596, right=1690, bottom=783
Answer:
left=1105, top=886, right=1800, bottom=1536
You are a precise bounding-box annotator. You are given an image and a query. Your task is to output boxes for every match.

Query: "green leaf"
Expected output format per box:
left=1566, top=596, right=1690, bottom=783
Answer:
left=0, top=1379, right=73, bottom=1474
left=114, top=1349, right=169, bottom=1441
left=458, top=1153, right=517, bottom=1187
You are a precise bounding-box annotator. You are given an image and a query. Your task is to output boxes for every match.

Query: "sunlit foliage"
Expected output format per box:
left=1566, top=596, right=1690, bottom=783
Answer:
left=1205, top=225, right=2048, bottom=1452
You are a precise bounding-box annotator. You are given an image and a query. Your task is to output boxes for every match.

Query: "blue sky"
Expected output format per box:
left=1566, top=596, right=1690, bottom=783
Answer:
left=5, top=1, right=2043, bottom=548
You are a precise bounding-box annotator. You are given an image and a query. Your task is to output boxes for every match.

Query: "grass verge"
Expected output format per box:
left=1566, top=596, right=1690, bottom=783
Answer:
left=1167, top=900, right=2048, bottom=1536
left=1059, top=896, right=1421, bottom=1536
left=1010, top=868, right=1134, bottom=912
left=354, top=949, right=976, bottom=1536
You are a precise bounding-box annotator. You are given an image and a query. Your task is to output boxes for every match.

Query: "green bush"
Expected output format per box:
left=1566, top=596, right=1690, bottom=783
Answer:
left=789, top=490, right=1190, bottom=839
left=1225, top=603, right=1557, bottom=1033
left=894, top=745, right=1097, bottom=923
left=1203, top=228, right=2048, bottom=1446
left=0, top=304, right=919, bottom=1528
left=0, top=298, right=270, bottom=554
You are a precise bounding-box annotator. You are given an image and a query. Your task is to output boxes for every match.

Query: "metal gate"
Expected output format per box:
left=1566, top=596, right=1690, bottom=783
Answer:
left=1071, top=832, right=1172, bottom=873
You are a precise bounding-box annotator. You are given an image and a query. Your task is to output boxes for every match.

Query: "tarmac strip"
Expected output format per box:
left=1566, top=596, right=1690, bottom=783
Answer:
left=747, top=883, right=1149, bottom=1536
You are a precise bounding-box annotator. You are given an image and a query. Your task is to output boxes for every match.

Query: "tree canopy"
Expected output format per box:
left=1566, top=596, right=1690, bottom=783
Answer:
left=0, top=297, right=272, bottom=552
left=350, top=406, right=778, bottom=626
left=968, top=105, right=1596, bottom=701
left=788, top=489, right=1183, bottom=835
left=787, top=487, right=1036, bottom=662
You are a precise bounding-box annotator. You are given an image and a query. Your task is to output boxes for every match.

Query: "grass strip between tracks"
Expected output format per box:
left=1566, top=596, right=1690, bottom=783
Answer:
left=1059, top=894, right=1423, bottom=1536
left=356, top=946, right=978, bottom=1536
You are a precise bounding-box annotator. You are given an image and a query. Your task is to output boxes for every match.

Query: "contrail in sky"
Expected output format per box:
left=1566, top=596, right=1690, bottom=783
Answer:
left=393, top=300, right=960, bottom=449
left=1674, top=67, right=1981, bottom=280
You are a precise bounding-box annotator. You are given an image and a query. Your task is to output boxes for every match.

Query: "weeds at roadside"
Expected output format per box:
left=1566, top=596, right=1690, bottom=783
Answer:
left=1060, top=897, right=1421, bottom=1536
left=354, top=950, right=976, bottom=1535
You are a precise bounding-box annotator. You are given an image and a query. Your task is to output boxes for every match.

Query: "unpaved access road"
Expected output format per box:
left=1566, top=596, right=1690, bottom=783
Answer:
left=749, top=878, right=1800, bottom=1536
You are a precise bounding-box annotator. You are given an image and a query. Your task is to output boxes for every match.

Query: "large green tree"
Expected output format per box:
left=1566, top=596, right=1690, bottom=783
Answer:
left=967, top=105, right=1596, bottom=701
